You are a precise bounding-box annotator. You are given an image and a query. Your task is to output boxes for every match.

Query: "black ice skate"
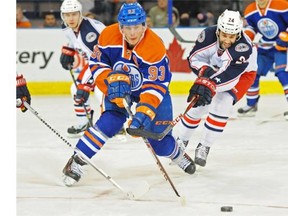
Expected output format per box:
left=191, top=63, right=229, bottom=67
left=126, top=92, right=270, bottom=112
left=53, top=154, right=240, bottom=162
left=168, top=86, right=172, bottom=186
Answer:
left=284, top=111, right=288, bottom=120
left=114, top=127, right=127, bottom=142
left=62, top=154, right=87, bottom=186
left=195, top=143, right=210, bottom=167
left=67, top=110, right=94, bottom=137
left=172, top=148, right=196, bottom=174
left=176, top=137, right=189, bottom=149
left=237, top=105, right=257, bottom=117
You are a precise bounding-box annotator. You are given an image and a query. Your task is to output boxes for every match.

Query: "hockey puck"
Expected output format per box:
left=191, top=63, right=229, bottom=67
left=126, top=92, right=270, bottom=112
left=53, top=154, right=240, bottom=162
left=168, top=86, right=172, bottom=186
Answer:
left=221, top=206, right=233, bottom=212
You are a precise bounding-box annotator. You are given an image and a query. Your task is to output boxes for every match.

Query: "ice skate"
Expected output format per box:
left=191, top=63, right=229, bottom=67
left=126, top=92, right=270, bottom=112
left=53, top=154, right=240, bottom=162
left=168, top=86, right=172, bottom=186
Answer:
left=62, top=154, right=87, bottom=186
left=114, top=127, right=127, bottom=142
left=172, top=147, right=196, bottom=174
left=170, top=138, right=190, bottom=166
left=176, top=137, right=189, bottom=150
left=67, top=110, right=94, bottom=138
left=195, top=143, right=210, bottom=167
left=237, top=105, right=257, bottom=117
left=284, top=111, right=288, bottom=121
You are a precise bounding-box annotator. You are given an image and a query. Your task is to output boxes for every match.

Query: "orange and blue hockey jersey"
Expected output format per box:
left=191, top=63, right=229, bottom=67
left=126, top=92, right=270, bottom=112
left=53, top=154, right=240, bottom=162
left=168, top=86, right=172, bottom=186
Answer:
left=76, top=23, right=177, bottom=159
left=89, top=23, right=172, bottom=110
left=244, top=0, right=288, bottom=50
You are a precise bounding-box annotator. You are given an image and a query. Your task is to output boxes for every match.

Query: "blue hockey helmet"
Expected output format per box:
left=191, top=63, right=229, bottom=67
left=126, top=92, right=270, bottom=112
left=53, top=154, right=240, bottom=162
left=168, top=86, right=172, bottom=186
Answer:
left=118, top=3, right=146, bottom=26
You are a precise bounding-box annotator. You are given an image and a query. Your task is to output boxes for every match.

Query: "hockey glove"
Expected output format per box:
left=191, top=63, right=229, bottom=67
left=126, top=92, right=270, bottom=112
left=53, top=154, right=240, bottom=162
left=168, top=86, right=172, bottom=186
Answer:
left=60, top=46, right=76, bottom=70
left=187, top=77, right=216, bottom=107
left=16, top=74, right=31, bottom=112
left=130, top=103, right=156, bottom=130
left=74, top=84, right=93, bottom=104
left=275, top=32, right=288, bottom=51
left=105, top=71, right=131, bottom=108
left=198, top=65, right=215, bottom=78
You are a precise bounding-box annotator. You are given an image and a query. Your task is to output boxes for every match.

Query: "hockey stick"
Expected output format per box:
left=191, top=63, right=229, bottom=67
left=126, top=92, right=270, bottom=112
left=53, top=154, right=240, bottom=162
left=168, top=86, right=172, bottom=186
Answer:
left=123, top=96, right=182, bottom=198
left=69, top=66, right=93, bottom=127
left=168, top=26, right=196, bottom=43
left=18, top=99, right=138, bottom=200
left=126, top=95, right=199, bottom=141
left=253, top=41, right=276, bottom=47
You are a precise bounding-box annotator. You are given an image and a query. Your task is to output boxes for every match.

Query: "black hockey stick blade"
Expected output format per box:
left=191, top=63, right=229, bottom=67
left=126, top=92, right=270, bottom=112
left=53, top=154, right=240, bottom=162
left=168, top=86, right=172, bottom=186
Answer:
left=126, top=95, right=199, bottom=141
left=126, top=127, right=165, bottom=140
left=168, top=26, right=196, bottom=43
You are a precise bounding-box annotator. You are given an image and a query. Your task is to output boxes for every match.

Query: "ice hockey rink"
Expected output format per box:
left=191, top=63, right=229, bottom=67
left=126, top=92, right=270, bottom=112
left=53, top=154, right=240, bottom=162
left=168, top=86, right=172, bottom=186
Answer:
left=16, top=94, right=288, bottom=216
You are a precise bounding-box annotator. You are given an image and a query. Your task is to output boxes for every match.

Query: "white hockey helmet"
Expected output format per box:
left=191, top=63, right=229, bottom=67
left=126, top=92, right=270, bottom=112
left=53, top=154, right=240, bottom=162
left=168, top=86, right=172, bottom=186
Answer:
left=60, top=0, right=83, bottom=24
left=217, top=9, right=243, bottom=35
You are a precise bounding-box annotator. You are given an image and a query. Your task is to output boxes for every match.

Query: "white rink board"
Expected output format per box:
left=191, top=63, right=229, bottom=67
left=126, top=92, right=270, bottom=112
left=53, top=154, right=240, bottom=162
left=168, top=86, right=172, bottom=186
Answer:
left=16, top=28, right=278, bottom=83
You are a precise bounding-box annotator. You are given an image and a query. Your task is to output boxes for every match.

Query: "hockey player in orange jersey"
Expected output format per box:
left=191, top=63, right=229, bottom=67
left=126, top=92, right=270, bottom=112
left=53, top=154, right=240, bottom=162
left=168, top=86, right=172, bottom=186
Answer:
left=237, top=0, right=288, bottom=119
left=61, top=2, right=196, bottom=186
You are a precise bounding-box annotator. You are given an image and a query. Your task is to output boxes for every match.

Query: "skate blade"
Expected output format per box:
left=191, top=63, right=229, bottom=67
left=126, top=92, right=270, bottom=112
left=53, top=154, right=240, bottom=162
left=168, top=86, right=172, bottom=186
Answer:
left=114, top=134, right=127, bottom=142
left=62, top=175, right=77, bottom=187
left=66, top=132, right=84, bottom=138
left=237, top=112, right=256, bottom=117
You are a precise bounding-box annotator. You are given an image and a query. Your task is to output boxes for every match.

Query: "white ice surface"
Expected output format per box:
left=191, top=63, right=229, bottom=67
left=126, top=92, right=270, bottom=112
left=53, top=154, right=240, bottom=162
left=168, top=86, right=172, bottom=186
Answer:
left=16, top=95, right=288, bottom=216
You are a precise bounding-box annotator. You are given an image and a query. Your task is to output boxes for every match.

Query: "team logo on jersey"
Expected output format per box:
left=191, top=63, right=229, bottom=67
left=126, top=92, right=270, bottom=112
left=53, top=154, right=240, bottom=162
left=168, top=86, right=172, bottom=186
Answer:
left=214, top=77, right=221, bottom=83
left=235, top=43, right=249, bottom=52
left=114, top=62, right=143, bottom=91
left=257, top=18, right=278, bottom=39
left=86, top=32, right=97, bottom=43
left=197, top=30, right=205, bottom=43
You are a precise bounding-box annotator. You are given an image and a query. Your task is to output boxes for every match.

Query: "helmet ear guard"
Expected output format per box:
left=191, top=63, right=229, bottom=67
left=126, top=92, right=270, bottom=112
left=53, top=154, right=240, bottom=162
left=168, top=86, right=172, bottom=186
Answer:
left=60, top=0, right=83, bottom=25
left=217, top=9, right=243, bottom=38
left=118, top=2, right=146, bottom=26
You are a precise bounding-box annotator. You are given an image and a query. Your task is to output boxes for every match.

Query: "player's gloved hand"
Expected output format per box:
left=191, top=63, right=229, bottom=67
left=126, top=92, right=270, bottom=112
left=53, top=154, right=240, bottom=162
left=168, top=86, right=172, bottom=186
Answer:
left=105, top=70, right=131, bottom=108
left=16, top=74, right=31, bottom=112
left=60, top=46, right=76, bottom=70
left=74, top=84, right=93, bottom=104
left=130, top=103, right=156, bottom=130
left=275, top=31, right=288, bottom=51
left=187, top=77, right=216, bottom=107
left=198, top=65, right=215, bottom=78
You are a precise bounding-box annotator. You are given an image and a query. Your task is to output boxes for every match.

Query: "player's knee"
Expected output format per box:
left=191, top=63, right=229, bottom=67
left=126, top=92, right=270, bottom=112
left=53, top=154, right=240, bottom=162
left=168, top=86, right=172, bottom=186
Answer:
left=149, top=135, right=175, bottom=157
left=276, top=70, right=288, bottom=86
left=96, top=111, right=126, bottom=137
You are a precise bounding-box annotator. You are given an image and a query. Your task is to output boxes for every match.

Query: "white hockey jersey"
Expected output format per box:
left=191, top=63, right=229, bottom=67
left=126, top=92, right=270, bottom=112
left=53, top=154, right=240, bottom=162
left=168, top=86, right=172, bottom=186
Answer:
left=188, top=26, right=258, bottom=92
left=62, top=17, right=106, bottom=62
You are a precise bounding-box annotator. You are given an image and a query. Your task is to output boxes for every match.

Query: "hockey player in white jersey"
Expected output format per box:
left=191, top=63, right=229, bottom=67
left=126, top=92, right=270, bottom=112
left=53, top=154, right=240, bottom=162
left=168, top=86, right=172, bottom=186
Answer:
left=59, top=0, right=105, bottom=137
left=175, top=10, right=258, bottom=168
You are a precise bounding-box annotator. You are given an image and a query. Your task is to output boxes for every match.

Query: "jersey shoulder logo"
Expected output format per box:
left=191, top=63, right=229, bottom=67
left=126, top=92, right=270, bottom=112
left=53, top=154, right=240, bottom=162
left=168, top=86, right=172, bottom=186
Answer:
left=86, top=32, right=97, bottom=43
left=197, top=30, right=205, bottom=43
left=235, top=43, right=249, bottom=52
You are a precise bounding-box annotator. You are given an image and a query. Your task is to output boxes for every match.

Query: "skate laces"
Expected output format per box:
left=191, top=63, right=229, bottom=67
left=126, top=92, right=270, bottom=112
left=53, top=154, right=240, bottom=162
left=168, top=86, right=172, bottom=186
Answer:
left=238, top=105, right=257, bottom=113
left=173, top=152, right=191, bottom=170
left=70, top=158, right=85, bottom=177
left=196, top=145, right=209, bottom=159
left=73, top=123, right=88, bottom=130
left=177, top=154, right=191, bottom=170
left=243, top=105, right=257, bottom=111
left=176, top=137, right=189, bottom=151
